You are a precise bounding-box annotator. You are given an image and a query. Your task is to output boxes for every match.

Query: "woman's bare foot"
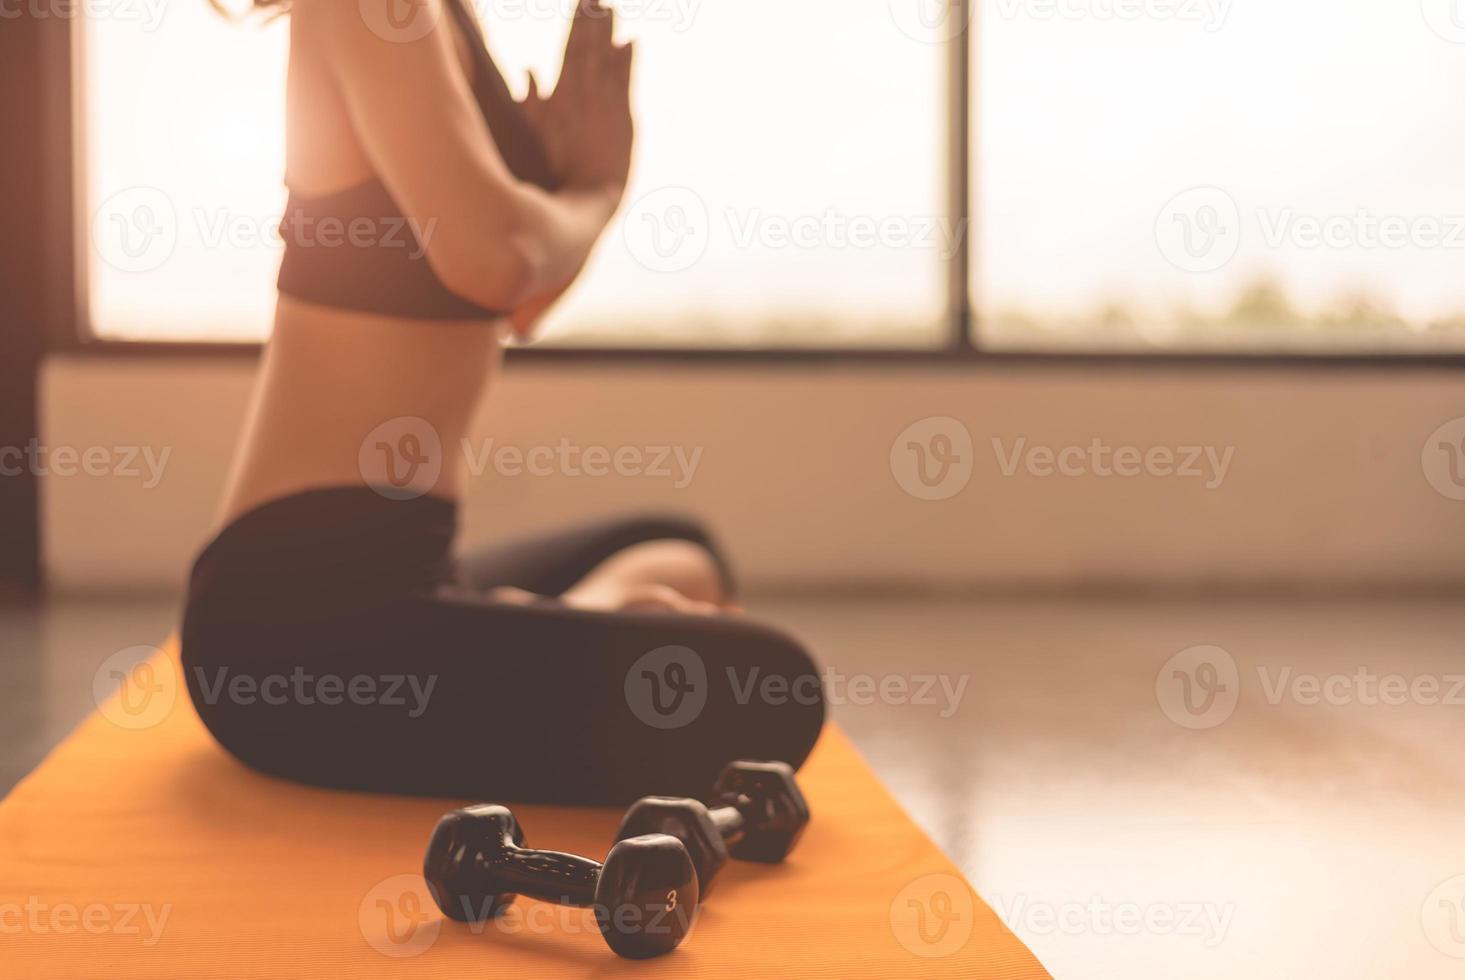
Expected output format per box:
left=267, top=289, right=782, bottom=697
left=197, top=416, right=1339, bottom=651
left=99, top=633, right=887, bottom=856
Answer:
left=491, top=539, right=740, bottom=616
left=486, top=586, right=542, bottom=606
left=579, top=539, right=731, bottom=606
left=563, top=581, right=725, bottom=616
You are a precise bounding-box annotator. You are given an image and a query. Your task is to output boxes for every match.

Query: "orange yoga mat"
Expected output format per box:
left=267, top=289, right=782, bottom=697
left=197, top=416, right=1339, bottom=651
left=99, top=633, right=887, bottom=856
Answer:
left=0, top=641, right=1049, bottom=979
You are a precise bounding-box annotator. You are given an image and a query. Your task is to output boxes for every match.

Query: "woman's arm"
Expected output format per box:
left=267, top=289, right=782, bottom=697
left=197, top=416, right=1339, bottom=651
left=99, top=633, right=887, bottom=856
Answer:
left=300, top=0, right=627, bottom=313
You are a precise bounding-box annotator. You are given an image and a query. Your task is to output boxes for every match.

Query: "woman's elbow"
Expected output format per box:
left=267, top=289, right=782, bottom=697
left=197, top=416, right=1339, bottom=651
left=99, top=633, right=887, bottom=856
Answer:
left=429, top=232, right=544, bottom=313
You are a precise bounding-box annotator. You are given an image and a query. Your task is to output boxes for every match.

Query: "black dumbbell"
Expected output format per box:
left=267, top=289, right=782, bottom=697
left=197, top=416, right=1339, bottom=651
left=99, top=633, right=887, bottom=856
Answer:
left=423, top=803, right=699, bottom=959
left=613, top=760, right=810, bottom=897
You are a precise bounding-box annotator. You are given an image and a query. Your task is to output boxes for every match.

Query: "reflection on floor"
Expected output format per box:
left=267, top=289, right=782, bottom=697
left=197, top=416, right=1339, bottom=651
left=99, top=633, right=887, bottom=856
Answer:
left=4, top=593, right=1462, bottom=977
left=763, top=595, right=1465, bottom=980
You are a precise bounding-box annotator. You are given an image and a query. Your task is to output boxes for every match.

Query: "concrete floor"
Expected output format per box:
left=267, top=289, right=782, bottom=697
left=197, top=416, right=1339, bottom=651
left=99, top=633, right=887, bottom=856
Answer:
left=764, top=594, right=1465, bottom=979
left=4, top=593, right=1463, bottom=977
left=0, top=595, right=182, bottom=795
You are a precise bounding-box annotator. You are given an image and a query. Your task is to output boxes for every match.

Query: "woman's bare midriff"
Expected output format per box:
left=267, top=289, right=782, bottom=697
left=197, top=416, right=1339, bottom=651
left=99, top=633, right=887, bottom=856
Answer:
left=218, top=296, right=507, bottom=525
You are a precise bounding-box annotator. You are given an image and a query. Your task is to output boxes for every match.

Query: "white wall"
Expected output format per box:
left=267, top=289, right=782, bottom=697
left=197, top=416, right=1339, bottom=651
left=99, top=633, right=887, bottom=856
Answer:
left=41, top=355, right=1465, bottom=593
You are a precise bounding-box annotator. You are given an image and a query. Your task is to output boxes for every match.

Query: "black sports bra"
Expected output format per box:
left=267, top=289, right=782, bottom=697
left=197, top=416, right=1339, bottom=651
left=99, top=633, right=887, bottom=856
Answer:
left=276, top=0, right=560, bottom=320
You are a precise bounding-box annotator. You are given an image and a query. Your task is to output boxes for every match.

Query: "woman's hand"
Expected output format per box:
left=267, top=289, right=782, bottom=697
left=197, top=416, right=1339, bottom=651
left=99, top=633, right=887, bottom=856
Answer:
left=506, top=0, right=633, bottom=340
left=522, top=0, right=635, bottom=202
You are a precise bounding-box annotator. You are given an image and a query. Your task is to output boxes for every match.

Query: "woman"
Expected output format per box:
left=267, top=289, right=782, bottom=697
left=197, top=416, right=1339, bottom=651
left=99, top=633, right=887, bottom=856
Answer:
left=181, top=0, right=824, bottom=804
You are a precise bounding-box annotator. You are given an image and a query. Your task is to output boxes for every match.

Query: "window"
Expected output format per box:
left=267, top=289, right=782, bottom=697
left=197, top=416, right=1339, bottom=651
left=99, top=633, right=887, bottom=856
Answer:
left=974, top=0, right=1465, bottom=352
left=83, top=0, right=947, bottom=347
left=79, top=0, right=1465, bottom=354
left=84, top=3, right=288, bottom=342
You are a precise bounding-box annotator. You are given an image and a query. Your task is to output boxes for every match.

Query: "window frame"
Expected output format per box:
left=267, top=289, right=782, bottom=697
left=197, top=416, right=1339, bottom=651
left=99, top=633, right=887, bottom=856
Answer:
left=42, top=1, right=1465, bottom=371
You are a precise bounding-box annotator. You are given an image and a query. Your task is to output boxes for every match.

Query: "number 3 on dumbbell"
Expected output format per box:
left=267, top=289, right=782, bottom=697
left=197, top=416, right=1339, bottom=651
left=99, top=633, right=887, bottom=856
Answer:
left=423, top=804, right=700, bottom=958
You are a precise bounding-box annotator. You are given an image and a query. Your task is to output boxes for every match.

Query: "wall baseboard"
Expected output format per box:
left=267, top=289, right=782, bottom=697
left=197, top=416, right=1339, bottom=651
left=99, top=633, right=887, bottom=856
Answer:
left=42, top=355, right=1465, bottom=592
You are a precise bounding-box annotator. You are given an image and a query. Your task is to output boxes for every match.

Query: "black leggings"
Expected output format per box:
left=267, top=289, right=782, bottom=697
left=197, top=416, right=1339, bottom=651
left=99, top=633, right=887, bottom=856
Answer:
left=180, top=489, right=825, bottom=805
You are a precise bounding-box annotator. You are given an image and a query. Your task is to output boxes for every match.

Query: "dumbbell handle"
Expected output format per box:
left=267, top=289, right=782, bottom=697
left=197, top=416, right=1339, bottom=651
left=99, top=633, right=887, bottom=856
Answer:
left=706, top=802, right=748, bottom=849
left=491, top=844, right=601, bottom=907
